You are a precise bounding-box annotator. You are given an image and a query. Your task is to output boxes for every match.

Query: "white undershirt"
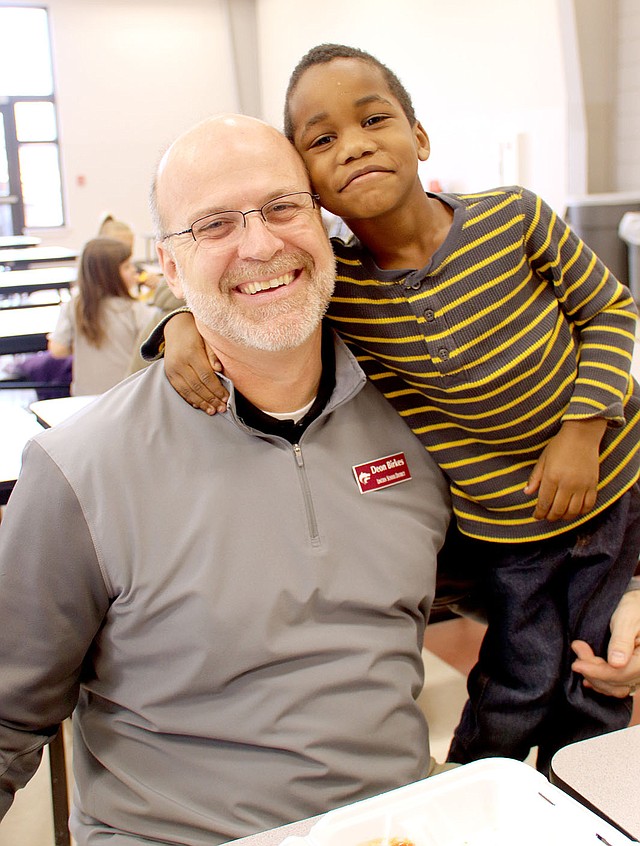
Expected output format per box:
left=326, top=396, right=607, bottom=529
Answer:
left=260, top=396, right=316, bottom=423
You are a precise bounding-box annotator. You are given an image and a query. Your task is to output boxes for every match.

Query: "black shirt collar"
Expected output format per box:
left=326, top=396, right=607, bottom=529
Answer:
left=233, top=328, right=336, bottom=443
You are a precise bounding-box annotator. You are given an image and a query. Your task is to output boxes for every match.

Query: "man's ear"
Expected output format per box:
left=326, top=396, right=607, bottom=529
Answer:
left=156, top=241, right=184, bottom=300
left=414, top=121, right=430, bottom=162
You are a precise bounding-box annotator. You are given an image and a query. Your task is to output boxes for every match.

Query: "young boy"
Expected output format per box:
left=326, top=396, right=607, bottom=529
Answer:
left=151, top=44, right=640, bottom=774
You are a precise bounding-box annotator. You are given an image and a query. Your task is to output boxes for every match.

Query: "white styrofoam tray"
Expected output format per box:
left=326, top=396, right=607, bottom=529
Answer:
left=280, top=758, right=635, bottom=846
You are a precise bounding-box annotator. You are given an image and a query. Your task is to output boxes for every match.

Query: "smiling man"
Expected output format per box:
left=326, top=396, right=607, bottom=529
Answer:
left=154, top=117, right=336, bottom=358
left=0, top=114, right=451, bottom=846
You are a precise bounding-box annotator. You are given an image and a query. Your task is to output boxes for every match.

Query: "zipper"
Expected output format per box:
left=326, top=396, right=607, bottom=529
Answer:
left=292, top=443, right=321, bottom=547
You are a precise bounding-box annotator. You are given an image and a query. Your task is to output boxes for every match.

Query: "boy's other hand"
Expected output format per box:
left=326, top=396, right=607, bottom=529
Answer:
left=164, top=312, right=228, bottom=414
left=523, top=418, right=607, bottom=521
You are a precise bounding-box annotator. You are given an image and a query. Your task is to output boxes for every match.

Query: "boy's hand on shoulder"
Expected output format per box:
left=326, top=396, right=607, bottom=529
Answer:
left=523, top=418, right=607, bottom=521
left=164, top=312, right=228, bottom=414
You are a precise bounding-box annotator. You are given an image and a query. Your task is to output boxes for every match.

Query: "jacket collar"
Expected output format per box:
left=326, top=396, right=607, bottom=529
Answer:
left=222, top=327, right=367, bottom=441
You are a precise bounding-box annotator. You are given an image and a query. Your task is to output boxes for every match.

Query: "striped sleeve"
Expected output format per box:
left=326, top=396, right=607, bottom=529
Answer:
left=523, top=188, right=638, bottom=426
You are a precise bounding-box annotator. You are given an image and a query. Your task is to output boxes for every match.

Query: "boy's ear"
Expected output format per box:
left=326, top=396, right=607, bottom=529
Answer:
left=156, top=242, right=184, bottom=300
left=414, top=121, right=430, bottom=162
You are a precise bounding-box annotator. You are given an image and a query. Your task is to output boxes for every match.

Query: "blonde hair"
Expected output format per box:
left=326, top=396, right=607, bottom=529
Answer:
left=98, top=214, right=135, bottom=250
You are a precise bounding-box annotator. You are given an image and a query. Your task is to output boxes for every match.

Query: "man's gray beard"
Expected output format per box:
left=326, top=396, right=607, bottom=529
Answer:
left=178, top=255, right=335, bottom=352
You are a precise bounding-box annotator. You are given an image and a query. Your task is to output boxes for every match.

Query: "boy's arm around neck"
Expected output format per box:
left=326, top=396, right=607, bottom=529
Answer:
left=140, top=307, right=228, bottom=415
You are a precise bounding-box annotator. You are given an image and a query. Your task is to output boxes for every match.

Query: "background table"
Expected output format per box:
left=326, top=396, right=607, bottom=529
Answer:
left=0, top=404, right=44, bottom=504
left=550, top=724, right=640, bottom=840
left=0, top=266, right=76, bottom=298
left=0, top=246, right=78, bottom=269
left=228, top=816, right=318, bottom=846
left=0, top=304, right=61, bottom=355
left=0, top=235, right=41, bottom=249
left=30, top=395, right=97, bottom=428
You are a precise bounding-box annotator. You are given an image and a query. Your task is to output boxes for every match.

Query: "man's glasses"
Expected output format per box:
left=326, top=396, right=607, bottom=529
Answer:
left=160, top=191, right=320, bottom=249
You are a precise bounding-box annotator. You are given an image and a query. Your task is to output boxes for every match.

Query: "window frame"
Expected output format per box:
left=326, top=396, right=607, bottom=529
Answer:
left=0, top=6, right=65, bottom=233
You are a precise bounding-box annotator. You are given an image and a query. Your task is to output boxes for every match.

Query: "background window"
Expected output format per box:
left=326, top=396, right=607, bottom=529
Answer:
left=0, top=6, right=63, bottom=234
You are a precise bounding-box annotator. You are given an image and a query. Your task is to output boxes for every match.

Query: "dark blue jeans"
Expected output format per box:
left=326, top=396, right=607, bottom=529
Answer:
left=446, top=482, right=640, bottom=775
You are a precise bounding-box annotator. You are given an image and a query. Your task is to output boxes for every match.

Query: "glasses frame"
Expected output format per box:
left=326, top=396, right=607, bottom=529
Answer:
left=160, top=191, right=320, bottom=245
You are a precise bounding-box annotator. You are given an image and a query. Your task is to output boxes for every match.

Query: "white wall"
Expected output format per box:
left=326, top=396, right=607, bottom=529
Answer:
left=616, top=0, right=640, bottom=190
left=257, top=0, right=567, bottom=211
left=24, top=0, right=578, bottom=253
left=35, top=0, right=240, bottom=255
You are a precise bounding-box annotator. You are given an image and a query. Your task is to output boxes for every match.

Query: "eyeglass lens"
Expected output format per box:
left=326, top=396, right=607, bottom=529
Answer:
left=192, top=192, right=315, bottom=245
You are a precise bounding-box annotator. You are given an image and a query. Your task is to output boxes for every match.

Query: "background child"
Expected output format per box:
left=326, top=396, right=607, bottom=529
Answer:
left=97, top=212, right=185, bottom=373
left=151, top=44, right=640, bottom=775
left=97, top=213, right=136, bottom=251
left=98, top=212, right=163, bottom=299
left=49, top=237, right=158, bottom=395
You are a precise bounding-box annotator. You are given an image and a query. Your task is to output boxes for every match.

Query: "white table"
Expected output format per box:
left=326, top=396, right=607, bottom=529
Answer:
left=0, top=265, right=76, bottom=297
left=0, top=245, right=78, bottom=268
left=0, top=235, right=41, bottom=249
left=550, top=724, right=640, bottom=840
left=30, top=394, right=98, bottom=428
left=0, top=303, right=61, bottom=354
left=229, top=817, right=318, bottom=846
left=0, top=403, right=44, bottom=504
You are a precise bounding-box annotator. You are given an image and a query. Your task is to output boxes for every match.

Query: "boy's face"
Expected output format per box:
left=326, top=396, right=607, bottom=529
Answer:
left=288, top=58, right=429, bottom=223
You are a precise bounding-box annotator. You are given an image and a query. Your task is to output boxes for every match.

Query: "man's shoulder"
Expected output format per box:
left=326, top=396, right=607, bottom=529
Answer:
left=34, top=365, right=164, bottom=454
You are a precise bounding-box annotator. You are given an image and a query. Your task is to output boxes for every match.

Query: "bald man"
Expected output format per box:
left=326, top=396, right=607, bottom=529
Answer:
left=0, top=115, right=450, bottom=846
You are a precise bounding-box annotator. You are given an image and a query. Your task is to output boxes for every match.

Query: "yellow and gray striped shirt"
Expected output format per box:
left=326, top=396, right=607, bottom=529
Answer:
left=327, top=186, right=640, bottom=543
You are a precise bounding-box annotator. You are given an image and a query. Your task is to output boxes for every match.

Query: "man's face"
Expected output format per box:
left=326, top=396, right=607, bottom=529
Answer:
left=288, top=58, right=429, bottom=225
left=156, top=119, right=336, bottom=353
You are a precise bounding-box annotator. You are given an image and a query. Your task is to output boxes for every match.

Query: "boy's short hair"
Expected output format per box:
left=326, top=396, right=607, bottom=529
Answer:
left=284, top=43, right=417, bottom=141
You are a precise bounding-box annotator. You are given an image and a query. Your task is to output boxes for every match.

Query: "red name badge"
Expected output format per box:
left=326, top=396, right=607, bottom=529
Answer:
left=352, top=452, right=412, bottom=494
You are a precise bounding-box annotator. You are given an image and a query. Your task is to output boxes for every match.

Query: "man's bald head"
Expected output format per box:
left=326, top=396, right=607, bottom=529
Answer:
left=151, top=114, right=310, bottom=239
